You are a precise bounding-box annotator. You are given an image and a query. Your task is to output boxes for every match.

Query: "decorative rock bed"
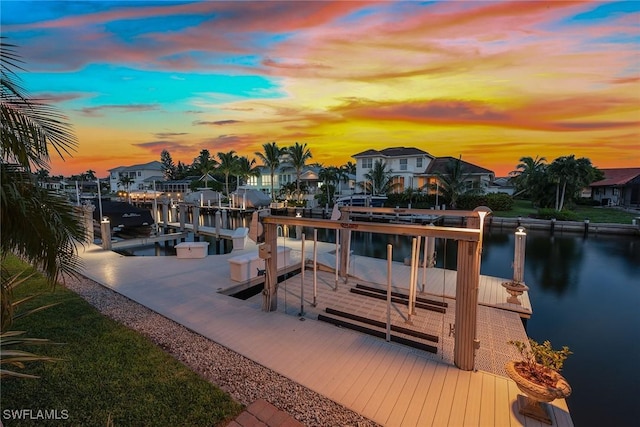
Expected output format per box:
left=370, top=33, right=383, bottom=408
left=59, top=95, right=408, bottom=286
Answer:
left=63, top=273, right=378, bottom=427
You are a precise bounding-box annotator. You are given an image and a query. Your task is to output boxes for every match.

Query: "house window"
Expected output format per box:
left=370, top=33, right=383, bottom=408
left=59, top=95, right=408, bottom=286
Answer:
left=400, top=159, right=408, bottom=171
left=392, top=176, right=404, bottom=193
left=247, top=176, right=258, bottom=186
left=362, top=158, right=372, bottom=169
left=416, top=158, right=423, bottom=168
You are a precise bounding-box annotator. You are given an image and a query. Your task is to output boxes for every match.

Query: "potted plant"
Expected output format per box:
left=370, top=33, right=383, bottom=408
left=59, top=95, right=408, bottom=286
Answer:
left=505, top=339, right=572, bottom=425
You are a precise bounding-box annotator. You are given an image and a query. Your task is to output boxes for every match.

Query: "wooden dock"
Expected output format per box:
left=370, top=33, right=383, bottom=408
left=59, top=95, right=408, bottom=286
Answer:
left=75, top=239, right=570, bottom=426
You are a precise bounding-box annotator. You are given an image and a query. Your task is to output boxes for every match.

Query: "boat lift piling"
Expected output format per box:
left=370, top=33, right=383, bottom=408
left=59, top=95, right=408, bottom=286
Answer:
left=299, top=233, right=306, bottom=317
left=386, top=244, right=392, bottom=342
left=312, top=229, right=318, bottom=307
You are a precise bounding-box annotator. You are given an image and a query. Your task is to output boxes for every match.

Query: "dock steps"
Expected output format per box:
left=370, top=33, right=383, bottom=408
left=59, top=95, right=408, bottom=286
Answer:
left=317, top=309, right=438, bottom=354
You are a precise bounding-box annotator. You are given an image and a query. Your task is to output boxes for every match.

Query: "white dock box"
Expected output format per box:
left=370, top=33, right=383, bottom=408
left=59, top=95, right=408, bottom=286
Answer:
left=175, top=242, right=209, bottom=259
left=228, top=246, right=291, bottom=282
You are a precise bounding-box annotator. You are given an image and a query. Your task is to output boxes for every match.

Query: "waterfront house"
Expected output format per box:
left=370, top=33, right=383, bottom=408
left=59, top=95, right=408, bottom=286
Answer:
left=589, top=167, right=640, bottom=207
left=352, top=147, right=495, bottom=195
left=108, top=161, right=164, bottom=193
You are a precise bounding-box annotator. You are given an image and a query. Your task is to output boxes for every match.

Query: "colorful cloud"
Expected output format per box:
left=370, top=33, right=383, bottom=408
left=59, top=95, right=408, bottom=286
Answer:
left=1, top=0, right=638, bottom=177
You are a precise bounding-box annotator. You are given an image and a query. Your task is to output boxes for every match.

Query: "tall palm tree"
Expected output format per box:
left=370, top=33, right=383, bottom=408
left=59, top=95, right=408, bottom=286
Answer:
left=217, top=150, right=239, bottom=196
left=285, top=142, right=312, bottom=202
left=84, top=169, right=96, bottom=180
left=318, top=165, right=339, bottom=205
left=117, top=174, right=134, bottom=202
left=510, top=156, right=546, bottom=194
left=235, top=155, right=260, bottom=187
left=548, top=155, right=578, bottom=211
left=1, top=38, right=85, bottom=376
left=255, top=142, right=284, bottom=201
left=363, top=160, right=398, bottom=196
left=193, top=149, right=217, bottom=189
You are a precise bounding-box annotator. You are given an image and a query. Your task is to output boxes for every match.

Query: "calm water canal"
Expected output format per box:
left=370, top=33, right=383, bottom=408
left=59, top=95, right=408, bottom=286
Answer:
left=334, top=226, right=639, bottom=427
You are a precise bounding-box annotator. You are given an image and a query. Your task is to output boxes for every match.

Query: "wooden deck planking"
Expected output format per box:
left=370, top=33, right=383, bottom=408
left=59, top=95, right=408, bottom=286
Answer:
left=447, top=369, right=472, bottom=426
left=415, top=363, right=449, bottom=426
left=478, top=374, right=496, bottom=426
left=431, top=365, right=460, bottom=427
left=493, top=376, right=512, bottom=427
left=332, top=339, right=388, bottom=403
left=74, top=241, right=572, bottom=427
left=373, top=353, right=419, bottom=425
left=386, top=355, right=429, bottom=425
left=326, top=337, right=386, bottom=400
left=346, top=345, right=404, bottom=413
left=461, top=369, right=484, bottom=426
left=360, top=350, right=411, bottom=418
left=398, top=357, right=437, bottom=426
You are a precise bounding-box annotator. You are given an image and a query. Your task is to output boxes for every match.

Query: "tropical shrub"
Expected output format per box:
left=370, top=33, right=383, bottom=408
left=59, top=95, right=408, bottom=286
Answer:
left=536, top=208, right=579, bottom=221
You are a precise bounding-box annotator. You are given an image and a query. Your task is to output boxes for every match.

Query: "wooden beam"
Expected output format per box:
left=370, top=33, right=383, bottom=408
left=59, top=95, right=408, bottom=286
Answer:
left=262, top=216, right=481, bottom=242
left=340, top=206, right=488, bottom=218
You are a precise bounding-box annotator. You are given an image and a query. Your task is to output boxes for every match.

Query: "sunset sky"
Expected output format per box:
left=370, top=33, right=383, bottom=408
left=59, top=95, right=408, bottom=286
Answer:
left=2, top=1, right=639, bottom=178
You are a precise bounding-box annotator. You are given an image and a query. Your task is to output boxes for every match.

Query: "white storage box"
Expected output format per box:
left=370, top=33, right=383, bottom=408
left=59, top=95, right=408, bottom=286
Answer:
left=175, top=242, right=209, bottom=259
left=228, top=246, right=291, bottom=282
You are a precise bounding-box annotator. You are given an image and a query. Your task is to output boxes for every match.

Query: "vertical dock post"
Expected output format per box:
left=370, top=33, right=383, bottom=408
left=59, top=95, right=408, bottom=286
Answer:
left=79, top=203, right=95, bottom=244
left=339, top=210, right=350, bottom=281
left=100, top=218, right=112, bottom=250
left=299, top=233, right=306, bottom=316
left=454, top=239, right=480, bottom=371
left=161, top=199, right=169, bottom=234
left=262, top=221, right=278, bottom=312
left=312, top=229, right=318, bottom=307
left=192, top=206, right=200, bottom=240
left=386, top=244, right=392, bottom=342
left=513, top=226, right=527, bottom=283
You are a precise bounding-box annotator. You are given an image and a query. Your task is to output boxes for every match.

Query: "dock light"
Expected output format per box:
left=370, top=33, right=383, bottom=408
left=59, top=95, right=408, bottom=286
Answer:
left=101, top=216, right=110, bottom=223
left=296, top=212, right=302, bottom=218
left=514, top=227, right=527, bottom=284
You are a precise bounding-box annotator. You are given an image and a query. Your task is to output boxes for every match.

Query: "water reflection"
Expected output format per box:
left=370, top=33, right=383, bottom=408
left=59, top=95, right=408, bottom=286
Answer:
left=526, top=235, right=583, bottom=296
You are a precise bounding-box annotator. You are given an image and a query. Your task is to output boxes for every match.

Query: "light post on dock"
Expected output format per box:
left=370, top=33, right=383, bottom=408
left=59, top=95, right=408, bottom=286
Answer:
left=502, top=226, right=529, bottom=305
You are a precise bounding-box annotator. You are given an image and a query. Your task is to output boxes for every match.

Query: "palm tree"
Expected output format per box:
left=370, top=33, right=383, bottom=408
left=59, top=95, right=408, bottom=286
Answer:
left=193, top=149, right=217, bottom=189
left=510, top=156, right=547, bottom=195
left=217, top=150, right=239, bottom=196
left=255, top=142, right=284, bottom=201
left=285, top=142, right=312, bottom=202
left=318, top=165, right=339, bottom=205
left=1, top=38, right=85, bottom=376
left=363, top=160, right=398, bottom=196
left=235, top=156, right=260, bottom=186
left=548, top=155, right=578, bottom=211
left=84, top=169, right=96, bottom=180
left=431, top=156, right=474, bottom=209
left=118, top=174, right=134, bottom=202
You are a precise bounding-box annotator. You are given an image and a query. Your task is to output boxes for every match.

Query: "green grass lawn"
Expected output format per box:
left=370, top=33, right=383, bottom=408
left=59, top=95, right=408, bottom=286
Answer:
left=1, top=255, right=243, bottom=427
left=492, top=199, right=639, bottom=224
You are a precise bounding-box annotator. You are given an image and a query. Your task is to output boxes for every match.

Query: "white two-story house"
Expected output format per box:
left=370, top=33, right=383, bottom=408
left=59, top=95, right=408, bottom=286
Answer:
left=108, top=161, right=164, bottom=193
left=352, top=147, right=494, bottom=193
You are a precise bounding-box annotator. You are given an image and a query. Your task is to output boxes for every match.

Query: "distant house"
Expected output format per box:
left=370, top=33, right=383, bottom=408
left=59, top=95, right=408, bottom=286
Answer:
left=351, top=147, right=495, bottom=194
left=589, top=168, right=640, bottom=207
left=108, top=161, right=164, bottom=193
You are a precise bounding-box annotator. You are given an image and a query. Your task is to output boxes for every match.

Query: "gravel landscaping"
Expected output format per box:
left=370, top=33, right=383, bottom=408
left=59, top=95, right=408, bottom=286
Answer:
left=63, top=273, right=379, bottom=427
